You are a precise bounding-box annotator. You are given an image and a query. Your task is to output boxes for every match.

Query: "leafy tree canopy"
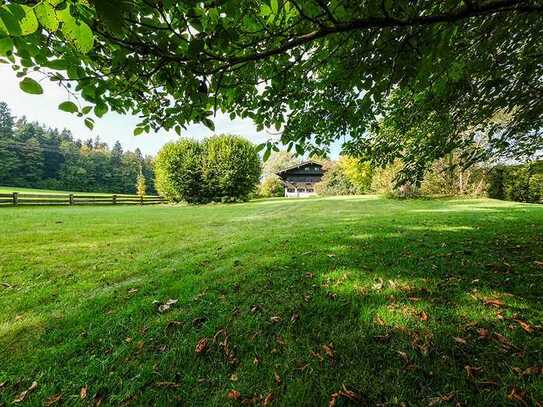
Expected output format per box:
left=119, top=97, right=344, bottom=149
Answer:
left=1, top=0, right=542, bottom=179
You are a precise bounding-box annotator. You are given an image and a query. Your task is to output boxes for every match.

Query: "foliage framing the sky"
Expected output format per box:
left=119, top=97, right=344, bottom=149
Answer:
left=1, top=0, right=542, bottom=178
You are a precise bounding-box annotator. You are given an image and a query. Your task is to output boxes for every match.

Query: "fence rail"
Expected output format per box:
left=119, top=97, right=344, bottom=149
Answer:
left=0, top=192, right=168, bottom=207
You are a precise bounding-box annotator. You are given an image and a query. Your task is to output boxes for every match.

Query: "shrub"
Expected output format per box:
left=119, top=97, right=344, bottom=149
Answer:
left=258, top=175, right=284, bottom=197
left=528, top=174, right=543, bottom=203
left=154, top=139, right=204, bottom=203
left=202, top=135, right=261, bottom=201
left=315, top=160, right=357, bottom=196
left=155, top=135, right=261, bottom=203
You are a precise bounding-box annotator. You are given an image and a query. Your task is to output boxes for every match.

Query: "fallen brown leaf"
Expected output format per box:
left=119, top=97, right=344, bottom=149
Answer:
left=428, top=392, right=455, bottom=406
left=274, top=371, right=281, bottom=385
left=328, top=385, right=361, bottom=407
left=262, top=393, right=273, bottom=406
left=290, top=312, right=300, bottom=323
left=80, top=385, right=88, bottom=399
left=513, top=319, right=534, bottom=333
left=484, top=299, right=504, bottom=307
left=13, top=381, right=38, bottom=403
left=464, top=365, right=482, bottom=379
left=157, top=298, right=178, bottom=313
left=477, top=328, right=491, bottom=339
left=453, top=336, right=467, bottom=345
left=195, top=337, right=209, bottom=354
left=270, top=316, right=282, bottom=323
left=508, top=387, right=527, bottom=405
left=419, top=310, right=428, bottom=322
left=227, top=390, right=241, bottom=400
left=493, top=332, right=513, bottom=349
left=322, top=343, right=334, bottom=358
left=44, top=394, right=62, bottom=406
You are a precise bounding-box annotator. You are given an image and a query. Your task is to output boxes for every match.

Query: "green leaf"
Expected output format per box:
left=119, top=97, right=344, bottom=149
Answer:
left=0, top=4, right=39, bottom=36
left=94, top=0, right=130, bottom=34
left=255, top=143, right=266, bottom=152
left=263, top=147, right=271, bottom=161
left=19, top=77, right=43, bottom=94
left=271, top=0, right=279, bottom=14
left=34, top=2, right=59, bottom=32
left=59, top=101, right=78, bottom=113
left=94, top=102, right=108, bottom=118
left=84, top=117, right=94, bottom=130
left=133, top=127, right=144, bottom=136
left=82, top=106, right=93, bottom=114
left=202, top=117, right=215, bottom=131
left=58, top=9, right=94, bottom=54
left=0, top=37, right=14, bottom=57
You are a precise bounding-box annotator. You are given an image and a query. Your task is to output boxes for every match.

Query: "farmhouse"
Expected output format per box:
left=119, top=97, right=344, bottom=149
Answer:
left=276, top=160, right=325, bottom=197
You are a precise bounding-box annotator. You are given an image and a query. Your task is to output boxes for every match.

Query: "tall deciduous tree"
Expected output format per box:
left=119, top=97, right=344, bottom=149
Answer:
left=1, top=1, right=541, bottom=179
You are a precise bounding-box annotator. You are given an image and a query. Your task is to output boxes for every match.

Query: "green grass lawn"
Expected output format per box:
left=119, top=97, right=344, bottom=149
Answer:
left=1, top=196, right=542, bottom=406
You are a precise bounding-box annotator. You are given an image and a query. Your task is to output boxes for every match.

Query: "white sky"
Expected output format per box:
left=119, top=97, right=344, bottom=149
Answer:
left=0, top=65, right=341, bottom=157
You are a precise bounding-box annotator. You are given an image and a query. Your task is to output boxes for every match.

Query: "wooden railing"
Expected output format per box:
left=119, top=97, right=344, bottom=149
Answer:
left=0, top=192, right=168, bottom=206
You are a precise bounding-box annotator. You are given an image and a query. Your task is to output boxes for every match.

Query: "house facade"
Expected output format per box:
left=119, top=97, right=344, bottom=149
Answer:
left=276, top=160, right=325, bottom=197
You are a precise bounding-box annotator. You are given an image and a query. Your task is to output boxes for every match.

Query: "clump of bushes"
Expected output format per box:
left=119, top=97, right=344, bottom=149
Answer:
left=257, top=174, right=284, bottom=197
left=155, top=135, right=261, bottom=203
left=487, top=161, right=543, bottom=203
left=315, top=156, right=372, bottom=196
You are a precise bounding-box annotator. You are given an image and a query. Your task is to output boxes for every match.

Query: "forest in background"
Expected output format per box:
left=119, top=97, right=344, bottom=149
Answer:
left=0, top=102, right=156, bottom=194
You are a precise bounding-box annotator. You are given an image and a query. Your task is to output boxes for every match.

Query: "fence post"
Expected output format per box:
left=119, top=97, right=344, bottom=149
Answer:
left=140, top=195, right=144, bottom=205
left=113, top=194, right=117, bottom=205
left=12, top=192, right=18, bottom=206
left=69, top=194, right=74, bottom=205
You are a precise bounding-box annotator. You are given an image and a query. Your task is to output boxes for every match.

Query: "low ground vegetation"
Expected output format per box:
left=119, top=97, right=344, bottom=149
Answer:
left=1, top=197, right=542, bottom=406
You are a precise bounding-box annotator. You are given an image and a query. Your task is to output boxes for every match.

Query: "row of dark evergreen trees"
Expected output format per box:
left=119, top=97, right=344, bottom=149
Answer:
left=0, top=102, right=156, bottom=194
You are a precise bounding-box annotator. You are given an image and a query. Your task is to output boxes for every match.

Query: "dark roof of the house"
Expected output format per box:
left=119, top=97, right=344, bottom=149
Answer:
left=276, top=160, right=324, bottom=176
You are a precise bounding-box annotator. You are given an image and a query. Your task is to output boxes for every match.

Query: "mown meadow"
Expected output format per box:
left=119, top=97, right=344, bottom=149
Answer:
left=0, top=196, right=542, bottom=406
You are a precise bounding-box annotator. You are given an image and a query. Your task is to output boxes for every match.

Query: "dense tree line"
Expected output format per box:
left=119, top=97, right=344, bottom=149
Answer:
left=0, top=102, right=155, bottom=194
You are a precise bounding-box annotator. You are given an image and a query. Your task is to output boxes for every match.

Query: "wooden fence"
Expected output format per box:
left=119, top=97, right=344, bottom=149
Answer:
left=0, top=192, right=168, bottom=207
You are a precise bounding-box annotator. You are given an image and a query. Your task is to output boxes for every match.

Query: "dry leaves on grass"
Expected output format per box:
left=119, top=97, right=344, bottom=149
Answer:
left=13, top=381, right=38, bottom=403
left=328, top=385, right=361, bottom=407
left=513, top=366, right=543, bottom=376
left=418, top=310, right=429, bottom=322
left=270, top=316, right=282, bottom=323
left=44, top=394, right=62, bottom=406
left=427, top=392, right=455, bottom=406
left=214, top=329, right=238, bottom=365
left=227, top=389, right=241, bottom=400
left=484, top=299, right=505, bottom=308
left=156, top=298, right=178, bottom=313
left=80, top=385, right=88, bottom=399
left=508, top=387, right=528, bottom=405
left=464, top=365, right=482, bottom=379
left=513, top=319, right=534, bottom=333
left=453, top=337, right=467, bottom=345
left=274, top=371, right=281, bottom=385
left=195, top=337, right=209, bottom=354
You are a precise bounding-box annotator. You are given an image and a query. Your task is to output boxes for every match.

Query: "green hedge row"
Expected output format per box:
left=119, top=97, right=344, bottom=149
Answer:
left=487, top=161, right=543, bottom=203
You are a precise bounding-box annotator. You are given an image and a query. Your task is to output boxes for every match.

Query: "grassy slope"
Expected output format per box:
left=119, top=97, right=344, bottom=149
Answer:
left=0, top=196, right=542, bottom=406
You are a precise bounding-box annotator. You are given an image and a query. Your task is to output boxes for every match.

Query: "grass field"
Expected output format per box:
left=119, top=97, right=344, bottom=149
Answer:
left=0, top=196, right=542, bottom=406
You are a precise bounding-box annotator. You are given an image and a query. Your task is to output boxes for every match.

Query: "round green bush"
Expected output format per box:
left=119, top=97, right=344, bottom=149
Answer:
left=202, top=135, right=261, bottom=201
left=154, top=139, right=204, bottom=203
left=154, top=135, right=261, bottom=203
